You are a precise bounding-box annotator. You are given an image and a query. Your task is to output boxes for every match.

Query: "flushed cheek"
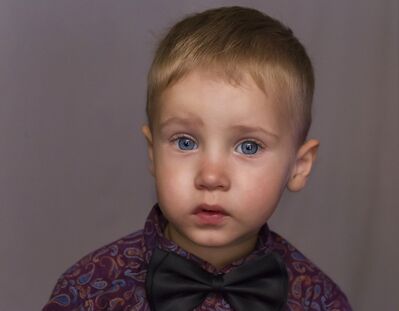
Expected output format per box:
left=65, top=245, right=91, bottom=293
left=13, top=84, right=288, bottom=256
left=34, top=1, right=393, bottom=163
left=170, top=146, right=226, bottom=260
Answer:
left=155, top=163, right=194, bottom=205
left=236, top=177, right=284, bottom=212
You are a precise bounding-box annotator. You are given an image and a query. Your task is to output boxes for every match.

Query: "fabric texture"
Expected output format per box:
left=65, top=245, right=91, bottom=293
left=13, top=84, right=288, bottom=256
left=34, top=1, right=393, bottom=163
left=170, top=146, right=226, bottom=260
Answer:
left=42, top=204, right=352, bottom=311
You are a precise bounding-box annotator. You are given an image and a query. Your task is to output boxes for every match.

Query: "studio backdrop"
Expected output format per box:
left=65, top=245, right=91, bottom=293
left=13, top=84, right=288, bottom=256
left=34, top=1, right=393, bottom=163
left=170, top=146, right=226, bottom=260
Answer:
left=0, top=0, right=398, bottom=310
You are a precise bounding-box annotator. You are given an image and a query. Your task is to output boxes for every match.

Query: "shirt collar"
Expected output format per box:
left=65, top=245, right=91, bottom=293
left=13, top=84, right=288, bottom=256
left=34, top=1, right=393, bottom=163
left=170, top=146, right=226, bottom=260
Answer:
left=143, top=203, right=273, bottom=274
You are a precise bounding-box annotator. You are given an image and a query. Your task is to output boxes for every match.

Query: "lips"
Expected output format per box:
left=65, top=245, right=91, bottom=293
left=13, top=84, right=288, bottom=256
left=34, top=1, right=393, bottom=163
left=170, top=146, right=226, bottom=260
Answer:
left=194, top=204, right=228, bottom=214
left=193, top=204, right=228, bottom=225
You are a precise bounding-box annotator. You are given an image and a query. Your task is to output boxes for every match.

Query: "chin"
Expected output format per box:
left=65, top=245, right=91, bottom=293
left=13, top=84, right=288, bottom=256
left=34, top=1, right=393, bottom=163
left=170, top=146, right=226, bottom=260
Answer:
left=189, top=233, right=236, bottom=248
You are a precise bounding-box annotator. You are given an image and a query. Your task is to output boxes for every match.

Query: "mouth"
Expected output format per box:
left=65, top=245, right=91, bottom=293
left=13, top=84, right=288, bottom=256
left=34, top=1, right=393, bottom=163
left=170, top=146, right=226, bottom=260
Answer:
left=193, top=204, right=229, bottom=225
left=194, top=204, right=228, bottom=215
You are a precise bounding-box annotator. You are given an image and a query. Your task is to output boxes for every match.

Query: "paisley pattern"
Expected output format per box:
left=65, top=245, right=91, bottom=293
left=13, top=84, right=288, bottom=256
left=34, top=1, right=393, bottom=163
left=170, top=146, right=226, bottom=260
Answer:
left=43, top=205, right=352, bottom=311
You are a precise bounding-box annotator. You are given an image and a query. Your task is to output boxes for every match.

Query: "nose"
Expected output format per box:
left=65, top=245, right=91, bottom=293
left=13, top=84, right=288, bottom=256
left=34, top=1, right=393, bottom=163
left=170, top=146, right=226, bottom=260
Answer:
left=194, top=157, right=231, bottom=191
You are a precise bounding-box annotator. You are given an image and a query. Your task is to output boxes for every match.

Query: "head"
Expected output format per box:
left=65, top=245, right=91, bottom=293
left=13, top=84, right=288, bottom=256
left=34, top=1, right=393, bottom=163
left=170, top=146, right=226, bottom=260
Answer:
left=142, top=6, right=319, bottom=266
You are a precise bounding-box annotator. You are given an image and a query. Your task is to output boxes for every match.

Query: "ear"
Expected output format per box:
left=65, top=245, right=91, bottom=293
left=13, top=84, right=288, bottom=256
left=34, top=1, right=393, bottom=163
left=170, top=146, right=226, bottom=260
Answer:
left=287, top=139, right=320, bottom=192
left=141, top=125, right=155, bottom=176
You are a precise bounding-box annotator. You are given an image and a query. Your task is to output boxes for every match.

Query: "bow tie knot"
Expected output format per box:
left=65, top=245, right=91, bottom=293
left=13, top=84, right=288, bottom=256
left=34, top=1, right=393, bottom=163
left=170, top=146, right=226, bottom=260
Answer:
left=211, top=274, right=225, bottom=292
left=146, top=248, right=288, bottom=311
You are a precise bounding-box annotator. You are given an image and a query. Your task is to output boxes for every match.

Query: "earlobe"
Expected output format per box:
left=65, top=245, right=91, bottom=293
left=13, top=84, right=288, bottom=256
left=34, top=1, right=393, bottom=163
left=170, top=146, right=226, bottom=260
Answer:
left=287, top=139, right=320, bottom=192
left=141, top=125, right=155, bottom=176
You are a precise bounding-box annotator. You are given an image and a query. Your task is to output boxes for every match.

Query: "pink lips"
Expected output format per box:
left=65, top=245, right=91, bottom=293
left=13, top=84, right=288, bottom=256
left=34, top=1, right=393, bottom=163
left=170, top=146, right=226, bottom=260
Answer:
left=194, top=204, right=228, bottom=225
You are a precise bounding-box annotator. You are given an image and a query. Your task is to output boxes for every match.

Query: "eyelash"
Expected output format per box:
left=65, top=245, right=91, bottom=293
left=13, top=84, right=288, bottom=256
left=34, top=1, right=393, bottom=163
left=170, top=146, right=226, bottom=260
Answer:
left=169, top=134, right=265, bottom=155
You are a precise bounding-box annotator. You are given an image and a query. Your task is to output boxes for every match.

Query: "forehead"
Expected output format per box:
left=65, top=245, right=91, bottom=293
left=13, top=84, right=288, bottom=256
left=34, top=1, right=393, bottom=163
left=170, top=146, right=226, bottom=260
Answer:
left=154, top=68, right=291, bottom=133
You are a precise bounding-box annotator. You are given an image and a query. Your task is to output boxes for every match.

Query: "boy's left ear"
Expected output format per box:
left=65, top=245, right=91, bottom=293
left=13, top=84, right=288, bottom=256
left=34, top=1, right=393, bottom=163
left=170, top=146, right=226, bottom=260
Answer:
left=287, top=139, right=320, bottom=192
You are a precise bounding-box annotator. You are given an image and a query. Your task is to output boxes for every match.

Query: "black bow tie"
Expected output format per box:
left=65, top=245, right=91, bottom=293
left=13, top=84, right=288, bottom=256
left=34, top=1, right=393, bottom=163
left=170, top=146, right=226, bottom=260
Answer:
left=145, top=247, right=288, bottom=311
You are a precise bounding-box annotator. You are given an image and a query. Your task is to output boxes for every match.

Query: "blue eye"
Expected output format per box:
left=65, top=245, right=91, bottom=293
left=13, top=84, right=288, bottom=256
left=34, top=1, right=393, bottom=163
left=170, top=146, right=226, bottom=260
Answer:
left=237, top=141, right=260, bottom=155
left=176, top=137, right=197, bottom=150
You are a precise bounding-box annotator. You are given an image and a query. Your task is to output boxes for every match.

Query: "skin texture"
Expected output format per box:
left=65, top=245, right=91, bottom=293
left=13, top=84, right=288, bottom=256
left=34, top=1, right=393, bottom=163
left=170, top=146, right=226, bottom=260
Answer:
left=142, top=69, right=319, bottom=268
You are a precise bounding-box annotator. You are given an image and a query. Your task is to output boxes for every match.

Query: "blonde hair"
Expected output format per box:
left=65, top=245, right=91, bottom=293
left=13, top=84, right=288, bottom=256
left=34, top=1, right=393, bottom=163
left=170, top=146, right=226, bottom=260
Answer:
left=146, top=6, right=314, bottom=146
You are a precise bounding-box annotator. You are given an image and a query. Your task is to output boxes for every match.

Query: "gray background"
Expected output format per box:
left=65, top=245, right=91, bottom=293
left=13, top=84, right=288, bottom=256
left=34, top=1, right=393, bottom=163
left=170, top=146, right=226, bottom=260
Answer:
left=1, top=0, right=398, bottom=310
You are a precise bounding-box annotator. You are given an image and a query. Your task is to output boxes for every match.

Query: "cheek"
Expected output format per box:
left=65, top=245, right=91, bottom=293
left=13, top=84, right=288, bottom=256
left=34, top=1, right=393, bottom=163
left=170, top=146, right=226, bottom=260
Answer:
left=241, top=186, right=281, bottom=223
left=155, top=155, right=194, bottom=200
left=237, top=166, right=287, bottom=207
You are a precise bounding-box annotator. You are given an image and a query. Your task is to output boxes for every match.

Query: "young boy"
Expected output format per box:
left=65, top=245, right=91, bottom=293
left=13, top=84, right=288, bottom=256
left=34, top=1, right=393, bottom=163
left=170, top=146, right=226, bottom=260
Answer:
left=43, top=6, right=352, bottom=311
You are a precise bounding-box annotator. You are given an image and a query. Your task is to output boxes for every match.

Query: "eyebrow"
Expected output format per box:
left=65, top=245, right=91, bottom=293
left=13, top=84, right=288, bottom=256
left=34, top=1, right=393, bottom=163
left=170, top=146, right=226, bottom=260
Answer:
left=231, top=124, right=279, bottom=141
left=159, top=117, right=279, bottom=141
left=159, top=116, right=204, bottom=130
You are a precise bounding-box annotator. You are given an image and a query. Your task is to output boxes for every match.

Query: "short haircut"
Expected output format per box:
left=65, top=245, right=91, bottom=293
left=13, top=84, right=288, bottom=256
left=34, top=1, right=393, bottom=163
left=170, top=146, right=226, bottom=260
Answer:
left=146, top=6, right=314, bottom=147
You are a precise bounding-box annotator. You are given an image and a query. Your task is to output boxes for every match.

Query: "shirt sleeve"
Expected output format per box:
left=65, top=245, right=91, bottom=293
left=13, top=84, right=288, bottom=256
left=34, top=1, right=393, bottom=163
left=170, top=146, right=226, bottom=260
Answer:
left=309, top=275, right=353, bottom=311
left=42, top=233, right=149, bottom=311
left=42, top=260, right=90, bottom=311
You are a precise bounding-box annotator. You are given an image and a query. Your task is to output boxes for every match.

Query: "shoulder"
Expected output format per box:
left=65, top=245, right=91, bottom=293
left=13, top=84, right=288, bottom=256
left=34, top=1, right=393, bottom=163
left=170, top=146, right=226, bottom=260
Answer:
left=42, top=229, right=150, bottom=311
left=267, top=230, right=352, bottom=311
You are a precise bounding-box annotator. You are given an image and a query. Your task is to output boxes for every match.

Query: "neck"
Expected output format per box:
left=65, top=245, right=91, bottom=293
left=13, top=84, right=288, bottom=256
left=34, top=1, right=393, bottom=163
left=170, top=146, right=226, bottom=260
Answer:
left=164, top=224, right=258, bottom=269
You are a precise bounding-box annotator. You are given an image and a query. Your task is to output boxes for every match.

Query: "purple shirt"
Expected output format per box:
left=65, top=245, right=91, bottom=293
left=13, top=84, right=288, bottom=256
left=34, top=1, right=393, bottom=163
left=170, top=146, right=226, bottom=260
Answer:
left=43, top=205, right=352, bottom=310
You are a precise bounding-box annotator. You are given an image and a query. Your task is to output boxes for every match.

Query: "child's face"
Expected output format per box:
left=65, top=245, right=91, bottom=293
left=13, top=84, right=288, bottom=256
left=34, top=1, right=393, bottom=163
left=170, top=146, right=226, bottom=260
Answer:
left=143, top=69, right=318, bottom=259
